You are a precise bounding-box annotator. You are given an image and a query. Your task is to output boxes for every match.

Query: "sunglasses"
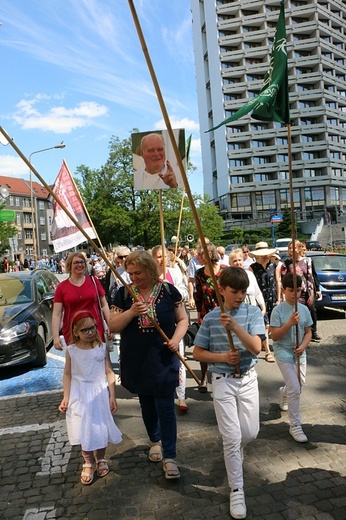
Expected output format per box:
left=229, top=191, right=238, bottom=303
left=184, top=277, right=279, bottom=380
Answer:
left=73, top=261, right=86, bottom=265
left=117, top=255, right=128, bottom=260
left=243, top=251, right=249, bottom=254
left=79, top=325, right=97, bottom=334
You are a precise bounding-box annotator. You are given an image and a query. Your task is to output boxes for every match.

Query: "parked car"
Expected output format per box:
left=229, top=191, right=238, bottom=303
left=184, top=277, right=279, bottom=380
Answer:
left=275, top=237, right=291, bottom=254
left=305, top=240, right=322, bottom=251
left=308, top=253, right=346, bottom=311
left=0, top=270, right=59, bottom=367
left=225, top=243, right=242, bottom=254
left=327, top=240, right=346, bottom=249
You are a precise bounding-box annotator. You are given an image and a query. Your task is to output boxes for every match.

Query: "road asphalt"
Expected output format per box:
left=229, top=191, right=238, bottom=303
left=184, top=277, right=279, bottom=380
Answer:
left=0, top=310, right=345, bottom=520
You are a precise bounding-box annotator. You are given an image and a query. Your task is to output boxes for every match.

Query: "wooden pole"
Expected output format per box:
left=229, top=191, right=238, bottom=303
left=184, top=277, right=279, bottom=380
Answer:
left=0, top=126, right=201, bottom=385
left=158, top=190, right=167, bottom=278
left=128, top=0, right=239, bottom=372
left=287, top=124, right=301, bottom=387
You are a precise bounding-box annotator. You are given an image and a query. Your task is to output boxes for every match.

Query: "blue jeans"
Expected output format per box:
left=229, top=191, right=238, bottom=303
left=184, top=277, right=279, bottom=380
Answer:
left=138, top=393, right=177, bottom=459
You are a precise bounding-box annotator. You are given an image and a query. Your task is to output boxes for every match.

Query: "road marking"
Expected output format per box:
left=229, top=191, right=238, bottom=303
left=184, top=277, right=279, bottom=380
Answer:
left=47, top=351, right=65, bottom=363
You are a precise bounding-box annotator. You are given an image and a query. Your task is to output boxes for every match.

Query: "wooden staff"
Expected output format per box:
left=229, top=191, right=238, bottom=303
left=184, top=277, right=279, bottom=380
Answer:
left=0, top=126, right=200, bottom=385
left=128, top=0, right=240, bottom=372
left=158, top=190, right=166, bottom=278
left=287, top=124, right=301, bottom=388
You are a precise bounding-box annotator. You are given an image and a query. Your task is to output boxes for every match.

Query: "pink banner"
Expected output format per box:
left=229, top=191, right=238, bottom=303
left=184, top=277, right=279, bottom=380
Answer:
left=51, top=161, right=96, bottom=253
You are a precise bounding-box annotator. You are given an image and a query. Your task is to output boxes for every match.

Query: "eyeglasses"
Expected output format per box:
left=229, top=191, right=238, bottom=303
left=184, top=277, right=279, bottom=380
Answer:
left=243, top=251, right=249, bottom=254
left=117, top=255, right=128, bottom=260
left=79, top=325, right=97, bottom=334
left=72, top=261, right=86, bottom=265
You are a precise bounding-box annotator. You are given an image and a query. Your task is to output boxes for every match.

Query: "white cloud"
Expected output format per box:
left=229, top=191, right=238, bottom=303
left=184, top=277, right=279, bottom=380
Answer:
left=0, top=155, right=27, bottom=176
left=154, top=116, right=200, bottom=132
left=11, top=97, right=109, bottom=134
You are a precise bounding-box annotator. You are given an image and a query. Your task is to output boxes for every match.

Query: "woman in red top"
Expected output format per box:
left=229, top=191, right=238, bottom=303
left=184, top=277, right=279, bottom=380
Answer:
left=52, top=252, right=111, bottom=349
left=194, top=243, right=223, bottom=392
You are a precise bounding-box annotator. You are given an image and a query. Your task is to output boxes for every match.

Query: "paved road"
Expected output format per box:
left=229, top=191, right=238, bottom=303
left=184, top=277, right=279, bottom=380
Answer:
left=0, top=311, right=345, bottom=520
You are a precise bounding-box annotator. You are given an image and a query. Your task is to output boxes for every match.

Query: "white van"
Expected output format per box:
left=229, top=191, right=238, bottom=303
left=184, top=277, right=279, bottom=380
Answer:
left=275, top=237, right=292, bottom=253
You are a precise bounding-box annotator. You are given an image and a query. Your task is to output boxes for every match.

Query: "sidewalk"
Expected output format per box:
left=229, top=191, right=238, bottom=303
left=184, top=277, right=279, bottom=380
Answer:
left=0, top=319, right=345, bottom=520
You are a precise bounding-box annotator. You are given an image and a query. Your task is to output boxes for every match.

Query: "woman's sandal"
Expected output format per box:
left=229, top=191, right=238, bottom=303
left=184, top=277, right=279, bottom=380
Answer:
left=163, top=458, right=180, bottom=480
left=148, top=441, right=163, bottom=462
left=265, top=353, right=275, bottom=363
left=96, top=458, right=110, bottom=478
left=80, top=463, right=95, bottom=485
left=198, top=380, right=208, bottom=393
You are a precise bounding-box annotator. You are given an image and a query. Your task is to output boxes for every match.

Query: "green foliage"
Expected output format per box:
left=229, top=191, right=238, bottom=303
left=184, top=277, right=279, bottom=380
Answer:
left=221, top=226, right=273, bottom=247
left=0, top=202, right=18, bottom=256
left=75, top=132, right=225, bottom=249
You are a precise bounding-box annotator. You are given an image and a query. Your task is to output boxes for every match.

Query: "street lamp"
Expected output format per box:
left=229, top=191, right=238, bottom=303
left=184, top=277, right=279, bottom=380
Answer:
left=29, top=142, right=66, bottom=265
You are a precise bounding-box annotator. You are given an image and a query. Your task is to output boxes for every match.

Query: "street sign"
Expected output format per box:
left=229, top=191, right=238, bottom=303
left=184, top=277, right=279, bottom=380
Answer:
left=0, top=210, right=16, bottom=222
left=270, top=214, right=283, bottom=223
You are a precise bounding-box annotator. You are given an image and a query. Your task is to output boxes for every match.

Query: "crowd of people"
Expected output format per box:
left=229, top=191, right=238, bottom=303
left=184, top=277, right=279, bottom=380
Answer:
left=52, top=239, right=320, bottom=519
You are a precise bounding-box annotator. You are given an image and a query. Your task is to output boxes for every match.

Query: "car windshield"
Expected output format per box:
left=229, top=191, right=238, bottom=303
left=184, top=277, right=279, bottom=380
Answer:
left=313, top=256, right=346, bottom=271
left=0, top=278, right=32, bottom=306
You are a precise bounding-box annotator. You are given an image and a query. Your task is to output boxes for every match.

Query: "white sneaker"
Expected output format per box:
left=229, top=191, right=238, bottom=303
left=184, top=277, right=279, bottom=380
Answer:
left=230, top=489, right=247, bottom=519
left=279, top=387, right=288, bottom=411
left=289, top=425, right=308, bottom=443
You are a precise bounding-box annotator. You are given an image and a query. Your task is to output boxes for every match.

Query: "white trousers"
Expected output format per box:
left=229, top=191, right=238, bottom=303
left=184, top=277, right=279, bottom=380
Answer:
left=175, top=340, right=186, bottom=400
left=276, top=359, right=306, bottom=427
left=212, top=369, right=259, bottom=490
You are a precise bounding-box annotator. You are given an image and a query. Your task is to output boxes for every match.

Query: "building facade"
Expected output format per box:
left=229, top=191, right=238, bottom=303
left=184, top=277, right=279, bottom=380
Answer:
left=190, top=0, right=346, bottom=229
left=0, top=176, right=53, bottom=262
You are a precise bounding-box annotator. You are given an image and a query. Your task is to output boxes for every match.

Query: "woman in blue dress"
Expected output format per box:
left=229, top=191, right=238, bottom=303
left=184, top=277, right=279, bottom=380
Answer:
left=110, top=251, right=188, bottom=479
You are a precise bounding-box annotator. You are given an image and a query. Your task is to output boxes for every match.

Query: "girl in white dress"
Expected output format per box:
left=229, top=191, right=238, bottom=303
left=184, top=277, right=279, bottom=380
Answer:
left=59, top=310, right=122, bottom=485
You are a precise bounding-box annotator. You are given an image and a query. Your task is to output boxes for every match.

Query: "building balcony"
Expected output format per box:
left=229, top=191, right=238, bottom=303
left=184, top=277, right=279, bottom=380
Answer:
left=24, top=238, right=34, bottom=245
left=22, top=222, right=34, bottom=229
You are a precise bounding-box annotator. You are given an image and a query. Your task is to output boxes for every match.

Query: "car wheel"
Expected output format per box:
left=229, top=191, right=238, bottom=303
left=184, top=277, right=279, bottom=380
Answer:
left=32, top=326, right=47, bottom=367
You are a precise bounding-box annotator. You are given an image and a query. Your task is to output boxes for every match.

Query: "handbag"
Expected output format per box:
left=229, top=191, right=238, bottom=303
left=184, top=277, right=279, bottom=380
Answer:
left=91, top=276, right=114, bottom=352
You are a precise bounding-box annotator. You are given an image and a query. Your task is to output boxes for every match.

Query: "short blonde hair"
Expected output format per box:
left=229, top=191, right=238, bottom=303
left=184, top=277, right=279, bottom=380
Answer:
left=124, top=251, right=159, bottom=284
left=65, top=252, right=86, bottom=273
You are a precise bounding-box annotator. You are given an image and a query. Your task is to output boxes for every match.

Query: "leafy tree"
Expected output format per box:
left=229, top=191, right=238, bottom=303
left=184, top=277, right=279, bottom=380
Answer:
left=75, top=132, right=225, bottom=249
left=0, top=203, right=18, bottom=257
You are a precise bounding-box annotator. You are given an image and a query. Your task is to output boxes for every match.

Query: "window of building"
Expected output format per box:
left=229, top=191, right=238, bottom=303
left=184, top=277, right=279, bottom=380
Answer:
left=9, top=196, right=14, bottom=206
left=25, top=230, right=33, bottom=239
left=23, top=198, right=31, bottom=208
left=279, top=171, right=289, bottom=180
left=330, top=187, right=339, bottom=203
left=17, top=231, right=22, bottom=240
left=15, top=197, right=20, bottom=207
left=278, top=154, right=288, bottom=162
left=253, top=156, right=270, bottom=164
left=231, top=193, right=250, bottom=207
left=253, top=140, right=266, bottom=147
left=303, top=151, right=320, bottom=160
left=230, top=159, right=246, bottom=166
left=38, top=201, right=44, bottom=211
left=332, top=168, right=342, bottom=176
left=41, top=232, right=47, bottom=241
left=230, top=176, right=247, bottom=184
left=16, top=214, right=21, bottom=225
left=301, top=135, right=313, bottom=143
left=277, top=137, right=287, bottom=145
left=39, top=216, right=46, bottom=226
left=24, top=214, right=32, bottom=223
left=255, top=174, right=269, bottom=182
left=305, top=187, right=325, bottom=203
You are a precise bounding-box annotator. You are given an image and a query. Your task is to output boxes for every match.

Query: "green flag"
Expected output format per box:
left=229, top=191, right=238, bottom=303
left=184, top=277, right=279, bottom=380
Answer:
left=208, top=0, right=289, bottom=132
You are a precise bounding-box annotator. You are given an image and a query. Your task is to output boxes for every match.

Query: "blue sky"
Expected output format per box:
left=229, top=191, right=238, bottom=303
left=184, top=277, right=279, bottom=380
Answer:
left=0, top=0, right=203, bottom=194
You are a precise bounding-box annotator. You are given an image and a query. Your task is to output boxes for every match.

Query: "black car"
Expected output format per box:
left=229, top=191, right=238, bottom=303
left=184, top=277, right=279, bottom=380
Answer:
left=306, top=240, right=322, bottom=251
left=0, top=270, right=59, bottom=367
left=308, top=253, right=346, bottom=311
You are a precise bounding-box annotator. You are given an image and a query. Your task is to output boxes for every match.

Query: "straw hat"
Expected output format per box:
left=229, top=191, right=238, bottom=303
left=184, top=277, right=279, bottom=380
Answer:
left=249, top=241, right=276, bottom=257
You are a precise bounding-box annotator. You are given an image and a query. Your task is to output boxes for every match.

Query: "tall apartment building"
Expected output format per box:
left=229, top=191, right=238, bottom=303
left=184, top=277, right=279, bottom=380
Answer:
left=190, top=0, right=346, bottom=229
